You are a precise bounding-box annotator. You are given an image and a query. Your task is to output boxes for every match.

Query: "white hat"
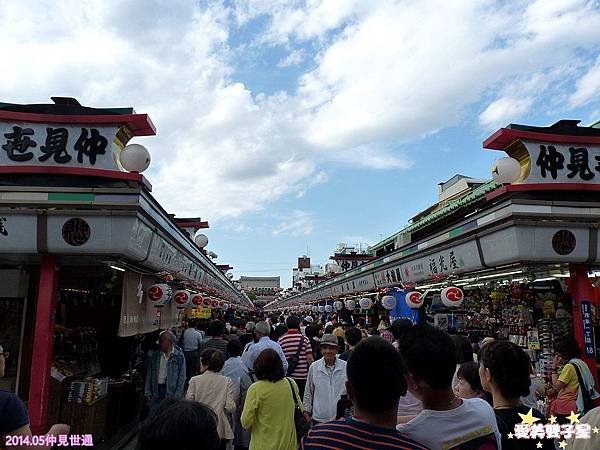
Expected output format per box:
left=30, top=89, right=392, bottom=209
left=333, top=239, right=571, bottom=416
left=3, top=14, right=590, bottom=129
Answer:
left=304, top=316, right=314, bottom=324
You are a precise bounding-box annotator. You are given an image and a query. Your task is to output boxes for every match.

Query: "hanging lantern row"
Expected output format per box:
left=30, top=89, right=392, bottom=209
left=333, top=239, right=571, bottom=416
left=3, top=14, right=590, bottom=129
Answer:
left=289, top=284, right=465, bottom=312
left=147, top=284, right=238, bottom=311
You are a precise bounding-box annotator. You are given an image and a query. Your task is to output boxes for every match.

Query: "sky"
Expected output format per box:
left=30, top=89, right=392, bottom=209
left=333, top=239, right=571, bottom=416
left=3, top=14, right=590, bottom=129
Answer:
left=1, top=0, right=600, bottom=287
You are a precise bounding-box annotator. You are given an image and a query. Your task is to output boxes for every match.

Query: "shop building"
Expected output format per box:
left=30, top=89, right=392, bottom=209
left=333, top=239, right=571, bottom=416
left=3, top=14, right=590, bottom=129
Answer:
left=268, top=119, right=600, bottom=386
left=239, top=276, right=281, bottom=306
left=0, top=98, right=253, bottom=443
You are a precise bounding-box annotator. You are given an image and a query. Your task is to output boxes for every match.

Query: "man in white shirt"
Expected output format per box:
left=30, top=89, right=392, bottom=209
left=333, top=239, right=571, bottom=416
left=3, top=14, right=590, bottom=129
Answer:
left=396, top=324, right=500, bottom=450
left=303, top=333, right=347, bottom=425
left=241, top=321, right=288, bottom=373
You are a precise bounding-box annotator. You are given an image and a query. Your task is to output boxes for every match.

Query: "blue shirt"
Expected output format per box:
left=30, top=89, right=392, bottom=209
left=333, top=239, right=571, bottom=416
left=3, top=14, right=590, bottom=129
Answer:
left=0, top=390, right=29, bottom=435
left=182, top=328, right=204, bottom=351
left=241, top=336, right=288, bottom=374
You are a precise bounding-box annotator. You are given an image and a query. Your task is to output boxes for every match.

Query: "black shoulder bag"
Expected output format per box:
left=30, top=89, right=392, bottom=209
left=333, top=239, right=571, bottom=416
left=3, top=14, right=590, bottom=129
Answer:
left=286, top=377, right=310, bottom=443
left=286, top=336, right=305, bottom=376
left=570, top=362, right=594, bottom=414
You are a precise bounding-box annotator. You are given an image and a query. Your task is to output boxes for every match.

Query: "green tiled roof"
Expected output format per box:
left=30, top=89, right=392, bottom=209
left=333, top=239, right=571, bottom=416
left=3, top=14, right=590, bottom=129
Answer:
left=370, top=180, right=499, bottom=251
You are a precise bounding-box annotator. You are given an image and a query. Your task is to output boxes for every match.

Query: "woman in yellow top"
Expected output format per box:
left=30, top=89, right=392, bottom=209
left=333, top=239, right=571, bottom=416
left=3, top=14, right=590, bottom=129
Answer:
left=550, top=337, right=597, bottom=422
left=241, top=348, right=302, bottom=450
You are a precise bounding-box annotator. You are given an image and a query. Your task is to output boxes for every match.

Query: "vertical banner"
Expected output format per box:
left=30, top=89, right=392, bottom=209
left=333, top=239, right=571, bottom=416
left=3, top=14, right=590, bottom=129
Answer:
left=581, top=300, right=596, bottom=357
left=390, top=290, right=420, bottom=324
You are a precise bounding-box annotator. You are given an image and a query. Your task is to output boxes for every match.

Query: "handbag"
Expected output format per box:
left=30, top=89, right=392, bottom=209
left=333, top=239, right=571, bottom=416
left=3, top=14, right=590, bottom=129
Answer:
left=570, top=362, right=595, bottom=414
left=286, top=377, right=310, bottom=443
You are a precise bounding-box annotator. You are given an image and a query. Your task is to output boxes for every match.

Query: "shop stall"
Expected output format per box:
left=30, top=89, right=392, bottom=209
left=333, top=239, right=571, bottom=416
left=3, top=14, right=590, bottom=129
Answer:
left=0, top=98, right=254, bottom=442
left=268, top=119, right=600, bottom=387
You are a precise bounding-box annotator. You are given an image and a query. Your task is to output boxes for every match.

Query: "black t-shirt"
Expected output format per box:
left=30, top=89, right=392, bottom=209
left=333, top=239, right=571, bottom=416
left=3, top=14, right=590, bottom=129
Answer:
left=339, top=350, right=351, bottom=361
left=239, top=333, right=254, bottom=348
left=494, top=405, right=554, bottom=450
left=0, top=390, right=29, bottom=435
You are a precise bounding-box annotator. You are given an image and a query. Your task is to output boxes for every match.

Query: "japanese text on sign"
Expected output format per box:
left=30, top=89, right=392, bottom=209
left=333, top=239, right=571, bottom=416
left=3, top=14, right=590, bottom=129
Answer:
left=581, top=301, right=596, bottom=357
left=522, top=141, right=600, bottom=184
left=0, top=123, right=119, bottom=170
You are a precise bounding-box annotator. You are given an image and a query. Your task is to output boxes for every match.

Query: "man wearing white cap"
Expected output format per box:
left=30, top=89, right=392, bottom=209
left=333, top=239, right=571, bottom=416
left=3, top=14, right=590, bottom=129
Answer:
left=303, top=334, right=347, bottom=426
left=301, top=316, right=313, bottom=334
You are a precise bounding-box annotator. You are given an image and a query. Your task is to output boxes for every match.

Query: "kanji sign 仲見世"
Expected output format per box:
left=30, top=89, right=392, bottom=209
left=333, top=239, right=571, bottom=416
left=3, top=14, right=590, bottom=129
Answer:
left=0, top=123, right=119, bottom=170
left=521, top=141, right=600, bottom=184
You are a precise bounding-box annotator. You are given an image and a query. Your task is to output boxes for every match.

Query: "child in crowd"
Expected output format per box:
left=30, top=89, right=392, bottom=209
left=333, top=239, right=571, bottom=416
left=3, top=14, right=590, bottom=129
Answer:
left=455, top=361, right=492, bottom=404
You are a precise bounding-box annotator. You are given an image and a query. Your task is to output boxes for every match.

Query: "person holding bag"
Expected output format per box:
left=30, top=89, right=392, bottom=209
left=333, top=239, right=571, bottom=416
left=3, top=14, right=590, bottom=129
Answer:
left=549, top=337, right=599, bottom=422
left=278, top=315, right=313, bottom=398
left=241, top=348, right=303, bottom=450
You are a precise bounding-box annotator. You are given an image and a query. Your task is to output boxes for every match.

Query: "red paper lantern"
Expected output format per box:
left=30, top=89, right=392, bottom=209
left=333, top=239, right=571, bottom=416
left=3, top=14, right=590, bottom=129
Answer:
left=441, top=287, right=464, bottom=307
left=173, top=290, right=193, bottom=308
left=173, top=290, right=190, bottom=306
left=191, top=294, right=203, bottom=306
left=147, top=284, right=172, bottom=306
left=405, top=291, right=424, bottom=309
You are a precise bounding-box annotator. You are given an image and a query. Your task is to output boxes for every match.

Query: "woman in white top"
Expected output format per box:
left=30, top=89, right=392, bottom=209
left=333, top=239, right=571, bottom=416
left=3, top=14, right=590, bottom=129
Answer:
left=186, top=349, right=236, bottom=448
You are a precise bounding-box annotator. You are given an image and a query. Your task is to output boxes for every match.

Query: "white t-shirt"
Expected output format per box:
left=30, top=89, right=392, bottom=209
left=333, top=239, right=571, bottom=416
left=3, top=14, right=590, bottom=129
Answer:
left=397, top=391, right=422, bottom=417
left=397, top=397, right=501, bottom=450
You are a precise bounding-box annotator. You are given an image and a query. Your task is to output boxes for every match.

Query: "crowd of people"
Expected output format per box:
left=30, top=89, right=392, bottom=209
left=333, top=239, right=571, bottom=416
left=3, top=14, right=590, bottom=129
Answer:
left=135, top=312, right=600, bottom=450
left=1, top=312, right=599, bottom=450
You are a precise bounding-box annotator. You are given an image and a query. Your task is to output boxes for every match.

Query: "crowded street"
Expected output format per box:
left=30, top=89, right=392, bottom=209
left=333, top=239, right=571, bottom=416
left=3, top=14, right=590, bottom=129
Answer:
left=1, top=1, right=600, bottom=450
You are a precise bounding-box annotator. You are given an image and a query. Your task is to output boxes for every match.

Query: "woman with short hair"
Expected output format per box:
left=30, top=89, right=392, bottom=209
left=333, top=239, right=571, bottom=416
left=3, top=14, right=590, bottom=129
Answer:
left=187, top=349, right=236, bottom=450
left=241, top=348, right=302, bottom=450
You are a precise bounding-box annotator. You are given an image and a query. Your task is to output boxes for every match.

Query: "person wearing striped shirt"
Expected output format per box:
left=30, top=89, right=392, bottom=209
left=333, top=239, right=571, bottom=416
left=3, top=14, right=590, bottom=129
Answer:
left=278, top=315, right=313, bottom=398
left=301, top=337, right=428, bottom=450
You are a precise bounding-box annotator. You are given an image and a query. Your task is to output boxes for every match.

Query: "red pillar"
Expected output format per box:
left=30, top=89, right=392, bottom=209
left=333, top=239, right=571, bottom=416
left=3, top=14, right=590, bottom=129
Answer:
left=569, top=264, right=598, bottom=385
left=28, top=255, right=59, bottom=434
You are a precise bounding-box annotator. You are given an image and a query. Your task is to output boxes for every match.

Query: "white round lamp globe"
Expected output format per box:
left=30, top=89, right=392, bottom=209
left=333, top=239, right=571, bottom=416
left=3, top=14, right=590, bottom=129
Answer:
left=491, top=157, right=521, bottom=184
left=120, top=144, right=151, bottom=173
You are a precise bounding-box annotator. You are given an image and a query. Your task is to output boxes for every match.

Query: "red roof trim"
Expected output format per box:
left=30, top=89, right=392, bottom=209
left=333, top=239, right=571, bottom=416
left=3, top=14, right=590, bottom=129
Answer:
left=0, top=110, right=156, bottom=136
left=483, top=128, right=600, bottom=150
left=0, top=166, right=152, bottom=191
left=176, top=221, right=210, bottom=229
left=486, top=183, right=600, bottom=201
left=329, top=255, right=375, bottom=261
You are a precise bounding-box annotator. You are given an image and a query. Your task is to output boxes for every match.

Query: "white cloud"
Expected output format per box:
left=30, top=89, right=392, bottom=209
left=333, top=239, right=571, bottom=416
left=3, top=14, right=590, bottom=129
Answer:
left=569, top=56, right=600, bottom=107
left=221, top=222, right=253, bottom=233
left=1, top=0, right=599, bottom=224
left=272, top=210, right=314, bottom=236
left=234, top=0, right=367, bottom=43
left=277, top=49, right=306, bottom=67
left=479, top=97, right=535, bottom=129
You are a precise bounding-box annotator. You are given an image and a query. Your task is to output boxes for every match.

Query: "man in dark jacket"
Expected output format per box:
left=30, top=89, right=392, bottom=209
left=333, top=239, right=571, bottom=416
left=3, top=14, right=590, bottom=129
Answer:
left=145, top=330, right=186, bottom=413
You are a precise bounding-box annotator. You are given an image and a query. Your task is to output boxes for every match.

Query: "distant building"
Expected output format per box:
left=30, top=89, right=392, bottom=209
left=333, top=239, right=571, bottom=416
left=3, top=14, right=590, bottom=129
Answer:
left=239, top=276, right=281, bottom=306
left=293, top=256, right=326, bottom=290
left=329, top=243, right=374, bottom=272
